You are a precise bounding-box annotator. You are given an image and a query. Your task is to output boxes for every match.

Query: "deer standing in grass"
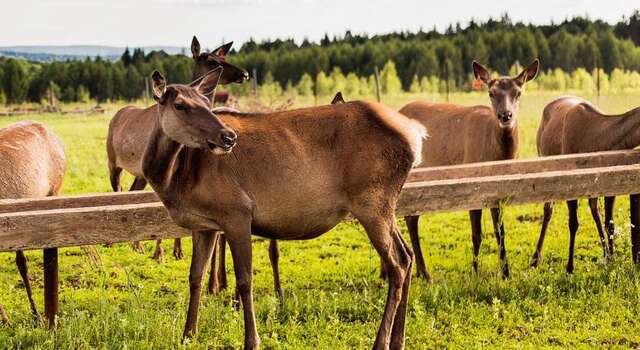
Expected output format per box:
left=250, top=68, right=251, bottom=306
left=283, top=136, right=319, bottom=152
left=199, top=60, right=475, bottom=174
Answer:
left=533, top=96, right=640, bottom=272
left=399, top=60, right=539, bottom=280
left=0, top=121, right=65, bottom=325
left=139, top=69, right=424, bottom=349
left=106, top=36, right=248, bottom=261
left=209, top=91, right=348, bottom=299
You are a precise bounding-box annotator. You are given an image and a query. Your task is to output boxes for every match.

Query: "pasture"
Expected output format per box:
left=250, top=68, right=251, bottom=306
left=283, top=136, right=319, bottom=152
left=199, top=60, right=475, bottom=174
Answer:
left=1, top=92, right=640, bottom=349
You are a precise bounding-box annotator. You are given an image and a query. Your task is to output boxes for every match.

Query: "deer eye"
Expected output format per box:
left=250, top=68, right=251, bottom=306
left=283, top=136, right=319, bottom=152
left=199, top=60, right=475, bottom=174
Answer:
left=174, top=103, right=187, bottom=111
left=489, top=91, right=494, bottom=98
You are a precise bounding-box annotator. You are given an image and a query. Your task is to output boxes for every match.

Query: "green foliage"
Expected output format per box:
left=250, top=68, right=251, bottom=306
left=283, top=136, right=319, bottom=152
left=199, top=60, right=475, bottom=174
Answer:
left=380, top=60, right=402, bottom=94
left=296, top=73, right=314, bottom=96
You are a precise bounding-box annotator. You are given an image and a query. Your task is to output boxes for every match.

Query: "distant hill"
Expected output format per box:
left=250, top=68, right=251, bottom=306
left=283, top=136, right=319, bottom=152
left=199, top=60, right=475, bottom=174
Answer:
left=0, top=45, right=186, bottom=62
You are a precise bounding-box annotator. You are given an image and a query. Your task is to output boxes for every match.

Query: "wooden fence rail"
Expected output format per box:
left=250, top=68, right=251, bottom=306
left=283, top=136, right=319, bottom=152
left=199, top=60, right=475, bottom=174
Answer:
left=1, top=149, right=640, bottom=327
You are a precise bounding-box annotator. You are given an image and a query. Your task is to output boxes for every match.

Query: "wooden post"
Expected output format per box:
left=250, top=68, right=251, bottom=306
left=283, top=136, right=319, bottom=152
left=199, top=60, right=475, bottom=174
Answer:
left=43, top=248, right=58, bottom=329
left=596, top=57, right=601, bottom=99
left=252, top=68, right=258, bottom=100
left=374, top=66, right=381, bottom=102
left=630, top=194, right=640, bottom=265
left=144, top=77, right=150, bottom=105
left=444, top=62, right=450, bottom=103
left=48, top=81, right=57, bottom=112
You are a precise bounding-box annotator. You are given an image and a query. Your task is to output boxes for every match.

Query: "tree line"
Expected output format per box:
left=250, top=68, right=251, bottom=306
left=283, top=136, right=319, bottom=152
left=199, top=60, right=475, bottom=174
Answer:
left=1, top=11, right=640, bottom=104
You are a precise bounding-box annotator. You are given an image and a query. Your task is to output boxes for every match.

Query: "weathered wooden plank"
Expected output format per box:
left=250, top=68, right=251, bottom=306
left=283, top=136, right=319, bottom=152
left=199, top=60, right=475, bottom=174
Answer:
left=0, top=191, right=159, bottom=214
left=408, top=149, right=640, bottom=182
left=399, top=163, right=640, bottom=215
left=0, top=203, right=192, bottom=251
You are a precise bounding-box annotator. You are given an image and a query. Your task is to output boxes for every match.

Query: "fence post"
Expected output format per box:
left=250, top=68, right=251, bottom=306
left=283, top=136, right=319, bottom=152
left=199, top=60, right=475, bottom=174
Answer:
left=252, top=68, right=258, bottom=101
left=374, top=66, right=381, bottom=102
left=48, top=81, right=57, bottom=112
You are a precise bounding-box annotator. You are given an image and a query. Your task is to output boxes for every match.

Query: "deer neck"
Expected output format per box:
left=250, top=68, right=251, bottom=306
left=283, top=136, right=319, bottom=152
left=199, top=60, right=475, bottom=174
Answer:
left=495, top=124, right=519, bottom=160
left=141, top=112, right=187, bottom=192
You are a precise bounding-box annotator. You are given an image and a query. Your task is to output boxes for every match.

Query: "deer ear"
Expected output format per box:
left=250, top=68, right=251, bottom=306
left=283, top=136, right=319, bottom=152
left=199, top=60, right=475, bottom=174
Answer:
left=212, top=42, right=233, bottom=57
left=331, top=91, right=345, bottom=104
left=191, top=36, right=201, bottom=59
left=195, top=67, right=222, bottom=103
left=515, top=59, right=540, bottom=85
left=151, top=70, right=167, bottom=102
left=472, top=61, right=491, bottom=84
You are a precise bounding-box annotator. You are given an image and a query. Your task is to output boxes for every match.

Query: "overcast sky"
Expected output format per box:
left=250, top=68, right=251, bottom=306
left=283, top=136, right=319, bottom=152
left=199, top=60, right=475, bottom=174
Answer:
left=1, top=0, right=635, bottom=47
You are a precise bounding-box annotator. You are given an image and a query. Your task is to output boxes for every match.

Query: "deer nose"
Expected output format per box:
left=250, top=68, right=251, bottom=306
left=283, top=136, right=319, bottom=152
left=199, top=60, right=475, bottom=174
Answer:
left=498, top=111, right=513, bottom=122
left=220, top=129, right=237, bottom=147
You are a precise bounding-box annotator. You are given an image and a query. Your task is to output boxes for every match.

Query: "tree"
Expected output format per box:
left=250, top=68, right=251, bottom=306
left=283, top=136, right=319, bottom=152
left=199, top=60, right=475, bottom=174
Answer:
left=3, top=58, right=30, bottom=103
left=380, top=60, right=402, bottom=94
left=296, top=73, right=314, bottom=96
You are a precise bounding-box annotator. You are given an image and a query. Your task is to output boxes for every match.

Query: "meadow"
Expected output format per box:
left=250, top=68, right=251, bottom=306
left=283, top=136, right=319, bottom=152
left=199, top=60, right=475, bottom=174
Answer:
left=1, top=91, right=640, bottom=349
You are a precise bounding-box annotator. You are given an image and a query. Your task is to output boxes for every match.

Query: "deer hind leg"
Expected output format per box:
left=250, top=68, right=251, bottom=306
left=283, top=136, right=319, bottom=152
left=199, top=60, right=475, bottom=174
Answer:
left=490, top=207, right=510, bottom=279
left=566, top=200, right=579, bottom=274
left=404, top=215, right=431, bottom=282
left=129, top=176, right=148, bottom=255
left=469, top=209, right=483, bottom=276
left=225, top=222, right=260, bottom=349
left=15, top=251, right=38, bottom=317
left=630, top=194, right=640, bottom=265
left=207, top=232, right=228, bottom=295
left=173, top=238, right=185, bottom=260
left=109, top=165, right=123, bottom=192
left=183, top=230, right=216, bottom=339
left=268, top=239, right=283, bottom=300
left=355, top=210, right=412, bottom=350
left=531, top=202, right=554, bottom=268
left=389, top=222, right=414, bottom=350
left=588, top=198, right=609, bottom=260
left=604, top=196, right=616, bottom=256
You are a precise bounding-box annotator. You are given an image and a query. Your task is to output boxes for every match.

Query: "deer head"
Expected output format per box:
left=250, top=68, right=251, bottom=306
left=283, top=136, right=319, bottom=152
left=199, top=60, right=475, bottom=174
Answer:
left=191, top=36, right=249, bottom=84
left=151, top=68, right=237, bottom=155
left=473, top=59, right=540, bottom=129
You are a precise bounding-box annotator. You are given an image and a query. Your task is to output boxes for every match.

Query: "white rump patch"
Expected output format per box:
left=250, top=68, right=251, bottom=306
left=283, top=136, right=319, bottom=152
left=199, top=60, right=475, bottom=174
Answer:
left=405, top=119, right=428, bottom=167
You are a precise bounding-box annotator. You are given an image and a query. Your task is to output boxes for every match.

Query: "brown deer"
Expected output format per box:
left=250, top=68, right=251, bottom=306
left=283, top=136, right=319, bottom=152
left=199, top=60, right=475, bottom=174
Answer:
left=208, top=91, right=349, bottom=299
left=106, top=36, right=248, bottom=261
left=0, top=121, right=65, bottom=324
left=532, top=96, right=640, bottom=272
left=138, top=69, right=425, bottom=349
left=399, top=60, right=539, bottom=280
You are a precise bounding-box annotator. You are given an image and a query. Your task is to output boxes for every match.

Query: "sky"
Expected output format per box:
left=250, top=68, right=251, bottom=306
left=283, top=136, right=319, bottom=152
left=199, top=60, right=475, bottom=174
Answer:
left=0, top=0, right=635, bottom=47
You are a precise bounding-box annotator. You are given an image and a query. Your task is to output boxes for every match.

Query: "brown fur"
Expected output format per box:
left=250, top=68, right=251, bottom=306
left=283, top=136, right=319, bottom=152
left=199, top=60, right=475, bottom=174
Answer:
left=142, top=70, right=424, bottom=349
left=106, top=37, right=248, bottom=260
left=0, top=121, right=65, bottom=321
left=399, top=60, right=539, bottom=280
left=532, top=96, right=640, bottom=271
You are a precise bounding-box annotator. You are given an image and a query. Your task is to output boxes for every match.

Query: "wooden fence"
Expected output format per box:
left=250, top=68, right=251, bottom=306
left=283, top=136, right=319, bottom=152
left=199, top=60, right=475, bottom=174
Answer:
left=1, top=149, right=640, bottom=327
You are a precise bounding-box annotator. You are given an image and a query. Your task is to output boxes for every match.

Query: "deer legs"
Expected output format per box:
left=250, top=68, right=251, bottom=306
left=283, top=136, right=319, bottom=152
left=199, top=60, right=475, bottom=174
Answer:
left=604, top=196, right=616, bottom=256
left=566, top=200, right=579, bottom=274
left=490, top=207, right=510, bottom=278
left=531, top=202, right=554, bottom=267
left=183, top=230, right=216, bottom=338
left=588, top=198, right=610, bottom=259
left=130, top=177, right=148, bottom=255
left=469, top=209, right=483, bottom=275
left=15, top=251, right=38, bottom=317
left=404, top=215, right=432, bottom=282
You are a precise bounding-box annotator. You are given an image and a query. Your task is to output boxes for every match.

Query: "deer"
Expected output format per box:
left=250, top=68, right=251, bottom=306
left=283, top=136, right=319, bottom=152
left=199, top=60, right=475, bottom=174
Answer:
left=532, top=96, right=640, bottom=272
left=0, top=121, right=65, bottom=325
left=208, top=90, right=349, bottom=299
left=398, top=60, right=540, bottom=280
left=136, top=68, right=425, bottom=349
left=106, top=36, right=248, bottom=262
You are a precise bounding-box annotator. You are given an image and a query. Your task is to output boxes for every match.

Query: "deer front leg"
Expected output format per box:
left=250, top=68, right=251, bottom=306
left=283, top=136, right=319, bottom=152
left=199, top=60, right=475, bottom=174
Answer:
left=173, top=238, right=185, bottom=260
left=183, top=230, right=216, bottom=339
left=152, top=239, right=164, bottom=263
left=225, top=222, right=260, bottom=350
left=268, top=240, right=283, bottom=300
left=531, top=202, right=554, bottom=268
left=490, top=207, right=510, bottom=279
left=469, top=209, right=483, bottom=276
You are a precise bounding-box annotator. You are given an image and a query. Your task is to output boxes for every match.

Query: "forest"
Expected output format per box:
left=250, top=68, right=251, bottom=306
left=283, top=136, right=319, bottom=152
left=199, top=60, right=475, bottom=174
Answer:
left=0, top=10, right=639, bottom=104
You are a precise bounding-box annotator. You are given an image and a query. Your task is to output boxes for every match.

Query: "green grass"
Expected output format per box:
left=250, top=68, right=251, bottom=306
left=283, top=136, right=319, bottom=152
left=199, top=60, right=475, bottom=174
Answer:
left=1, top=92, right=640, bottom=349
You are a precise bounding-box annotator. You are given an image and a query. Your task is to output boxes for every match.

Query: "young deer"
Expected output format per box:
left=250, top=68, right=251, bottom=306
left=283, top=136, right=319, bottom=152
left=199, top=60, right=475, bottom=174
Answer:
left=0, top=121, right=65, bottom=324
left=106, top=36, right=248, bottom=261
left=139, top=69, right=425, bottom=349
left=208, top=90, right=349, bottom=299
left=533, top=96, right=640, bottom=272
left=399, top=60, right=539, bottom=280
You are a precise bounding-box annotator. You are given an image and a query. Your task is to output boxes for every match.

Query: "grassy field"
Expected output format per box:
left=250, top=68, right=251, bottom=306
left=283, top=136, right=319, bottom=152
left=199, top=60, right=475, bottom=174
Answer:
left=1, top=92, right=640, bottom=349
